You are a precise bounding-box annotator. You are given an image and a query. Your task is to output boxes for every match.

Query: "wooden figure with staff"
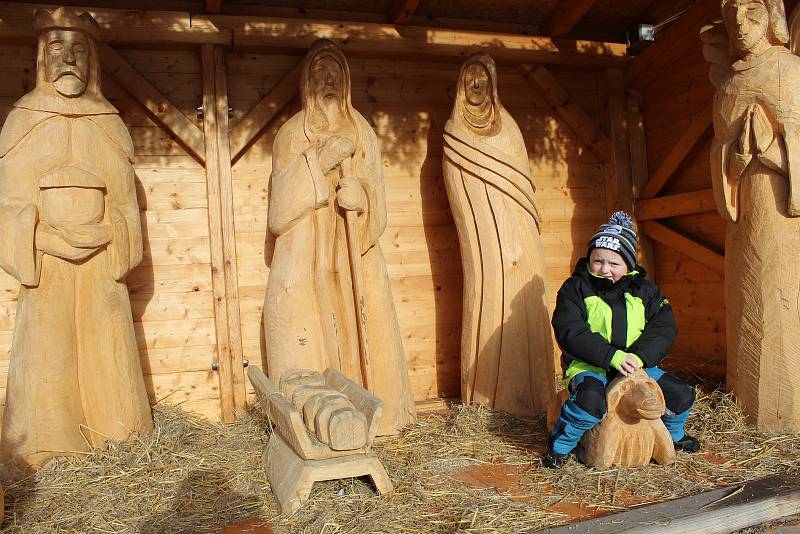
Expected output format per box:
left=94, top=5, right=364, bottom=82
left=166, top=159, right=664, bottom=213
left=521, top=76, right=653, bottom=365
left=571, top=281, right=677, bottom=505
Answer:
left=263, top=39, right=416, bottom=435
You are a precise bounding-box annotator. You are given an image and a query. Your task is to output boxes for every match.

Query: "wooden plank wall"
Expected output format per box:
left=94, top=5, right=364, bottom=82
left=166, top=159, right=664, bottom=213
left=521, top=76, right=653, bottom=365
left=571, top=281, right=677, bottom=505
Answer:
left=639, top=35, right=727, bottom=379
left=0, top=44, right=610, bottom=419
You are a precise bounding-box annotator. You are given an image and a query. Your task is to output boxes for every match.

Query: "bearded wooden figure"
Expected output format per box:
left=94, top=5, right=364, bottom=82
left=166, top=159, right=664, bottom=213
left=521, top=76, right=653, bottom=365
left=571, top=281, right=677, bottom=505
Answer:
left=0, top=8, right=153, bottom=470
left=702, top=0, right=800, bottom=431
left=263, top=39, right=416, bottom=435
left=442, top=53, right=555, bottom=416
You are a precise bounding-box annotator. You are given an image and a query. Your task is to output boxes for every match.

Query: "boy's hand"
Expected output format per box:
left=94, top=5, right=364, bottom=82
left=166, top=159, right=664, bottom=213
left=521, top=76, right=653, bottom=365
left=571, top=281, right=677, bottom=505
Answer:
left=617, top=354, right=641, bottom=376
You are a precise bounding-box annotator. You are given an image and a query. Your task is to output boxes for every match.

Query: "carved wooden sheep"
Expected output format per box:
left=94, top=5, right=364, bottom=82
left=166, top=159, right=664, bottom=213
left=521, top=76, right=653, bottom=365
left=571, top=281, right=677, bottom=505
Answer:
left=579, top=369, right=676, bottom=469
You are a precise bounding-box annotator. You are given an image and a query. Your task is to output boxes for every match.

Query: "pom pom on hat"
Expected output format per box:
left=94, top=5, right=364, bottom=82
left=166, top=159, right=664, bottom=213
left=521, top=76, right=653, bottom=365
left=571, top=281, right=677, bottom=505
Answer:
left=587, top=211, right=638, bottom=270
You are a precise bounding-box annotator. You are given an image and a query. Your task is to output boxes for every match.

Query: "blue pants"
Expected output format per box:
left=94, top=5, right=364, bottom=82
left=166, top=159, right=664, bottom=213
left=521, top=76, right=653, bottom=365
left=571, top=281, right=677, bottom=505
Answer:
left=549, top=367, right=695, bottom=455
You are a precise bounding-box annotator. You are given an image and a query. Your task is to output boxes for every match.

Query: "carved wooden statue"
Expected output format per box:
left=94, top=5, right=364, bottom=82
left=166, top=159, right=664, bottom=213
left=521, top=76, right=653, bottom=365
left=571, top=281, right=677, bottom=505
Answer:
left=577, top=370, right=676, bottom=469
left=702, top=0, right=800, bottom=431
left=263, top=39, right=415, bottom=435
left=0, top=8, right=153, bottom=470
left=248, top=366, right=392, bottom=514
left=442, top=53, right=555, bottom=416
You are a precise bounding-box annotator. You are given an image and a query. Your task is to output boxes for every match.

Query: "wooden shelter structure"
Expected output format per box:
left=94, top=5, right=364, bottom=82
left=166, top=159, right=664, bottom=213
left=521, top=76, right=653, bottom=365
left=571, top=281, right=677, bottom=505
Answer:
left=0, top=0, right=780, bottom=424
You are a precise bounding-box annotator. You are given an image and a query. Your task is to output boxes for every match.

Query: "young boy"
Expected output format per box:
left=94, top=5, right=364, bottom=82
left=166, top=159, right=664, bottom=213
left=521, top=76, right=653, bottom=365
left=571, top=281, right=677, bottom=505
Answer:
left=545, top=212, right=700, bottom=468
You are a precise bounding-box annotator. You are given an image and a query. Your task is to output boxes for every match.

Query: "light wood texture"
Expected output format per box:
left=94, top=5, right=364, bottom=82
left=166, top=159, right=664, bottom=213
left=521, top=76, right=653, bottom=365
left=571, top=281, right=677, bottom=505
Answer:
left=387, top=0, right=421, bottom=24
left=605, top=69, right=633, bottom=214
left=0, top=8, right=153, bottom=470
left=636, top=189, right=716, bottom=220
left=580, top=369, right=676, bottom=469
left=542, top=0, right=599, bottom=37
left=248, top=365, right=391, bottom=514
left=228, top=60, right=301, bottom=163
left=704, top=0, right=800, bottom=432
left=544, top=474, right=800, bottom=534
left=641, top=221, right=724, bottom=274
left=263, top=40, right=415, bottom=435
left=519, top=64, right=612, bottom=163
left=639, top=108, right=712, bottom=199
left=202, top=44, right=245, bottom=421
left=443, top=54, right=555, bottom=416
left=99, top=44, right=205, bottom=165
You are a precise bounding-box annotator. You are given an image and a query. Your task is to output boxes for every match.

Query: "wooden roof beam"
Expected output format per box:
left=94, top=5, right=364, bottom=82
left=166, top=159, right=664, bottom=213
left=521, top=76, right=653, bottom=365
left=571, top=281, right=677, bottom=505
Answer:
left=641, top=220, right=724, bottom=273
left=99, top=44, right=206, bottom=164
left=519, top=64, right=612, bottom=162
left=213, top=14, right=630, bottom=67
left=387, top=0, right=421, bottom=24
left=635, top=189, right=716, bottom=220
left=542, top=0, right=599, bottom=37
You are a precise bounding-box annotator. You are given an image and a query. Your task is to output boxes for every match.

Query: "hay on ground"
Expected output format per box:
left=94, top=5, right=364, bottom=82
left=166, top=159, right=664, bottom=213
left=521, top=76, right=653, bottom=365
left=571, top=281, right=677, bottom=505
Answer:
left=1, top=386, right=799, bottom=533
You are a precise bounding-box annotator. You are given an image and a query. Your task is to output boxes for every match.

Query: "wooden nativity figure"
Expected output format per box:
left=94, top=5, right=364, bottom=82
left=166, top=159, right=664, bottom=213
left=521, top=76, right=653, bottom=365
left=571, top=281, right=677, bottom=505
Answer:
left=263, top=39, right=416, bottom=435
left=701, top=0, right=800, bottom=431
left=0, top=8, right=153, bottom=470
left=442, top=53, right=555, bottom=416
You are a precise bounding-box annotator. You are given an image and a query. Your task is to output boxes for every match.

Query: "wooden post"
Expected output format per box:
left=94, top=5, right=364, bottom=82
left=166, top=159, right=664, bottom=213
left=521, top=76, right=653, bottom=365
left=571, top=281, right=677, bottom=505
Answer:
left=604, top=69, right=633, bottom=215
left=626, top=88, right=657, bottom=278
left=201, top=44, right=246, bottom=421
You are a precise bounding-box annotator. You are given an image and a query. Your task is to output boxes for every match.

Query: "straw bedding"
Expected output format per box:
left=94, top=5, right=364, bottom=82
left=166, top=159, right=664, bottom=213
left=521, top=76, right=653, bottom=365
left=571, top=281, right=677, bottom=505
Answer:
left=1, top=385, right=798, bottom=533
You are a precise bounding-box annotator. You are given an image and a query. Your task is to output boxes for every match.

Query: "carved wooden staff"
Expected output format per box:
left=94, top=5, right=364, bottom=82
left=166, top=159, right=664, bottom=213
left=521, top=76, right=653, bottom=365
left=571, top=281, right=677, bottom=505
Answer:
left=340, top=157, right=374, bottom=391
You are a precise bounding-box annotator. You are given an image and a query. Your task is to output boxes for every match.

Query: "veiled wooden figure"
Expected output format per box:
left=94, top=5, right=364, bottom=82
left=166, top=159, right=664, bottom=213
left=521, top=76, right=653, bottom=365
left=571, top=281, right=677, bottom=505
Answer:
left=702, top=0, right=800, bottom=431
left=263, top=39, right=416, bottom=435
left=442, top=53, right=555, bottom=416
left=558, top=370, right=676, bottom=470
left=0, top=8, right=153, bottom=470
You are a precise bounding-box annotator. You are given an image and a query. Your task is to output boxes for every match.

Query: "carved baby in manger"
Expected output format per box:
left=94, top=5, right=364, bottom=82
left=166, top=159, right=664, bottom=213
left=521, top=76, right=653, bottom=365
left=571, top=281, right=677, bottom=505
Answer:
left=0, top=8, right=152, bottom=470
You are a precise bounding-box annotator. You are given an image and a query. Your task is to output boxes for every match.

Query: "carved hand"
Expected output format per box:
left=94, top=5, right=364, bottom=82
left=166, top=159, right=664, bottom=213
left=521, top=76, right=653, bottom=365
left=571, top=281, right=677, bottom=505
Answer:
left=336, top=177, right=365, bottom=213
left=58, top=223, right=113, bottom=248
left=35, top=223, right=102, bottom=261
left=318, top=135, right=356, bottom=174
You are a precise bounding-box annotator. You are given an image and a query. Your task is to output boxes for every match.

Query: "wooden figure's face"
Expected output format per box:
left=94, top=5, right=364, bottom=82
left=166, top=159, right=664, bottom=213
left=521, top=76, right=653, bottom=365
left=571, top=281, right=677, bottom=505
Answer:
left=43, top=29, right=89, bottom=98
left=616, top=373, right=664, bottom=420
left=309, top=55, right=345, bottom=101
left=724, top=0, right=769, bottom=55
left=463, top=62, right=490, bottom=106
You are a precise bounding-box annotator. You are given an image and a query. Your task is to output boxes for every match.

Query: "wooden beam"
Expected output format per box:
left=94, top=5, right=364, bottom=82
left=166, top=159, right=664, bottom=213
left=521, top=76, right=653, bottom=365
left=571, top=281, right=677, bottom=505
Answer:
left=229, top=60, right=302, bottom=163
left=641, top=220, right=724, bottom=273
left=542, top=0, right=598, bottom=36
left=387, top=0, right=421, bottom=24
left=206, top=0, right=222, bottom=14
left=211, top=14, right=630, bottom=67
left=202, top=44, right=246, bottom=421
left=639, top=109, right=712, bottom=199
left=0, top=2, right=231, bottom=48
left=636, top=188, right=716, bottom=220
left=99, top=45, right=206, bottom=165
left=605, top=69, right=633, bottom=214
left=625, top=0, right=718, bottom=88
left=544, top=474, right=800, bottom=534
left=519, top=64, right=612, bottom=162
left=627, top=88, right=656, bottom=279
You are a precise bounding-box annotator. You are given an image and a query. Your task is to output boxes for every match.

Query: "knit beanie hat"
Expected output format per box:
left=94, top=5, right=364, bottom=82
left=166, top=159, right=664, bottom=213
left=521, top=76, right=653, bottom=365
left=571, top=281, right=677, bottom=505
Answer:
left=587, top=211, right=638, bottom=270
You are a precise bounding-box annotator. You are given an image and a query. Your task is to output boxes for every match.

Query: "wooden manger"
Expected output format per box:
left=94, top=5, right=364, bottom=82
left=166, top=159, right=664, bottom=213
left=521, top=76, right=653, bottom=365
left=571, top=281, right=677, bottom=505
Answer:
left=247, top=366, right=392, bottom=514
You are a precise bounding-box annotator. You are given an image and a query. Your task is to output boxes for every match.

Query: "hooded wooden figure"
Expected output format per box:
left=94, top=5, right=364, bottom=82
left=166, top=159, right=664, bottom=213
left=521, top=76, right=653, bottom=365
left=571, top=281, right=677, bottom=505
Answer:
left=263, top=39, right=416, bottom=435
left=0, top=8, right=153, bottom=470
left=443, top=53, right=555, bottom=416
left=702, top=0, right=800, bottom=431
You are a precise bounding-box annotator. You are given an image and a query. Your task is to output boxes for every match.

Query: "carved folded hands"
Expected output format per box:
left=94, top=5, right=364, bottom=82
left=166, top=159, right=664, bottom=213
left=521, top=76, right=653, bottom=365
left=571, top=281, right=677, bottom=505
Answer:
left=317, top=135, right=366, bottom=213
left=730, top=103, right=788, bottom=178
left=35, top=220, right=112, bottom=261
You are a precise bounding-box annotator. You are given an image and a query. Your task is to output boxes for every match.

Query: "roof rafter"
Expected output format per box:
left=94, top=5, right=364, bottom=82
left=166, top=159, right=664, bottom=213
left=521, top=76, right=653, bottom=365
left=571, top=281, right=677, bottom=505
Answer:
left=542, top=0, right=599, bottom=36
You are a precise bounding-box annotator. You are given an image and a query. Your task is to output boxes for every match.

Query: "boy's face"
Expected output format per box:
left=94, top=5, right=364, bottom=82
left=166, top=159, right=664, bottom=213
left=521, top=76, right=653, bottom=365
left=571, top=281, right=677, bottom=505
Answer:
left=589, top=248, right=628, bottom=283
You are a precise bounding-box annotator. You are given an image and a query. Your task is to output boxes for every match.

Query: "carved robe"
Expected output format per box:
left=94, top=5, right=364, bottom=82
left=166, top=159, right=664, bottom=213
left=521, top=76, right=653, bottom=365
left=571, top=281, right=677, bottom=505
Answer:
left=443, top=55, right=555, bottom=416
left=264, top=108, right=416, bottom=435
left=0, top=93, right=152, bottom=468
left=711, top=45, right=800, bottom=431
